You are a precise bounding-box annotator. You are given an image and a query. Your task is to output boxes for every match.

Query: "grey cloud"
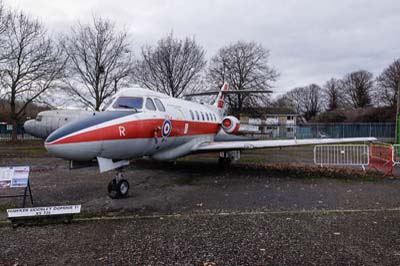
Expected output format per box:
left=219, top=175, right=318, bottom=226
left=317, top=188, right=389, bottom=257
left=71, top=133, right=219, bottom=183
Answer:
left=5, top=0, right=400, bottom=94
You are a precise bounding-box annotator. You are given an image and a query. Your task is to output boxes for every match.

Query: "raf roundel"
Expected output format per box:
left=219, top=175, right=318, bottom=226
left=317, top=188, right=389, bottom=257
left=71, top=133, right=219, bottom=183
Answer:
left=162, top=119, right=172, bottom=137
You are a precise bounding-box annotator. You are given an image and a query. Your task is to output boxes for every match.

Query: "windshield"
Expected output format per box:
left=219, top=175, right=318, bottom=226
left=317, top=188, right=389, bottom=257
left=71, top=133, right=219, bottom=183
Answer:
left=112, top=97, right=143, bottom=110
left=102, top=96, right=116, bottom=111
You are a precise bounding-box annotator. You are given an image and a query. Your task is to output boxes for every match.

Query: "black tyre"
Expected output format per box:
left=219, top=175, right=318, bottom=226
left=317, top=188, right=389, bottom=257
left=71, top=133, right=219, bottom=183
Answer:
left=107, top=179, right=129, bottom=199
left=107, top=179, right=119, bottom=199
left=107, top=180, right=116, bottom=193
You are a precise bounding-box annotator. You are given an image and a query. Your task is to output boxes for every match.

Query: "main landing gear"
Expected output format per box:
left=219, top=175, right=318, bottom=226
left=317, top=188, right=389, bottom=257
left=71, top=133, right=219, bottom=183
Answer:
left=218, top=151, right=241, bottom=170
left=108, top=168, right=130, bottom=199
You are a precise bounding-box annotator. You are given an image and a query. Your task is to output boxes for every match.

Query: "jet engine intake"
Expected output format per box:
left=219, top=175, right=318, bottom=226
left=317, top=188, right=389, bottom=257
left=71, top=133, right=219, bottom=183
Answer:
left=221, top=116, right=240, bottom=134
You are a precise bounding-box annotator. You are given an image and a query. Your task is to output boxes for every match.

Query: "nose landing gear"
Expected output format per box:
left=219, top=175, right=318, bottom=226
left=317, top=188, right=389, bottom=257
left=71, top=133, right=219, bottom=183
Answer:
left=107, top=169, right=130, bottom=199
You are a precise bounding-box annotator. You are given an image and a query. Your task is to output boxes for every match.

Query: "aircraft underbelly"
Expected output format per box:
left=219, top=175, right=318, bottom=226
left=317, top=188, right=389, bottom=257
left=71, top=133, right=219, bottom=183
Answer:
left=98, top=135, right=210, bottom=160
left=151, top=134, right=214, bottom=161
left=45, top=141, right=103, bottom=161
left=98, top=136, right=181, bottom=159
left=100, top=138, right=155, bottom=159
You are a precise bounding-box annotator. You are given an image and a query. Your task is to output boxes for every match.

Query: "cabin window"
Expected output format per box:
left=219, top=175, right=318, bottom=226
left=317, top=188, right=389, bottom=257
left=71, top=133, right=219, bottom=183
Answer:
left=195, top=111, right=200, bottom=120
left=145, top=98, right=157, bottom=111
left=206, top=113, right=209, bottom=121
left=189, top=110, right=194, bottom=120
left=201, top=112, right=205, bottom=121
left=113, top=97, right=143, bottom=110
left=154, top=98, right=166, bottom=112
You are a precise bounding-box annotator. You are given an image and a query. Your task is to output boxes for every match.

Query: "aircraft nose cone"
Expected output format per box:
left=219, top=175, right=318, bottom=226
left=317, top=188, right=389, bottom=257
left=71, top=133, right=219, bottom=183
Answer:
left=23, top=120, right=34, bottom=133
left=23, top=120, right=47, bottom=139
left=45, top=123, right=102, bottom=161
left=45, top=140, right=101, bottom=161
left=45, top=111, right=132, bottom=161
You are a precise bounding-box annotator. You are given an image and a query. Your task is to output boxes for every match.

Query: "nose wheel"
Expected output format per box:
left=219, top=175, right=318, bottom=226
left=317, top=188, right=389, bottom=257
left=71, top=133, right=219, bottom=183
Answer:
left=108, top=170, right=130, bottom=199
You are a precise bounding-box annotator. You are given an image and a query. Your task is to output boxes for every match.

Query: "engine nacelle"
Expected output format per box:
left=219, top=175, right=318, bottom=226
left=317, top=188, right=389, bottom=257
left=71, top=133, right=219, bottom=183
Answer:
left=221, top=116, right=240, bottom=134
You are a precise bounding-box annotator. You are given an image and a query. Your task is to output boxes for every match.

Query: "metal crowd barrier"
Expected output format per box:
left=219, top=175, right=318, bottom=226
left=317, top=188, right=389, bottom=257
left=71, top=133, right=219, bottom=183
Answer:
left=392, top=144, right=400, bottom=167
left=314, top=144, right=369, bottom=170
left=314, top=143, right=399, bottom=178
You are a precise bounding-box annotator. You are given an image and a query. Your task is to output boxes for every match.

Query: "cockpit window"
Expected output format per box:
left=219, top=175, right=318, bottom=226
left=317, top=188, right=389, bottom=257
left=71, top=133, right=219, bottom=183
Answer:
left=154, top=98, right=166, bottom=112
left=113, top=97, right=143, bottom=110
left=145, top=98, right=157, bottom=111
left=102, top=96, right=116, bottom=111
left=36, top=115, right=42, bottom=122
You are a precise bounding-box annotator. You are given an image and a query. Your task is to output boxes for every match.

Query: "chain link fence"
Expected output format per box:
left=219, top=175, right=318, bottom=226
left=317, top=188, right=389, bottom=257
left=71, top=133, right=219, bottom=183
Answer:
left=0, top=121, right=396, bottom=142
left=0, top=123, right=40, bottom=141
left=241, top=122, right=395, bottom=142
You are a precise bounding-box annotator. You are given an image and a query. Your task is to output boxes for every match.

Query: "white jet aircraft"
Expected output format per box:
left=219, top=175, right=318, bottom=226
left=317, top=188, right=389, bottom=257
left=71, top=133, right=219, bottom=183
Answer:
left=24, top=109, right=97, bottom=139
left=44, top=84, right=376, bottom=198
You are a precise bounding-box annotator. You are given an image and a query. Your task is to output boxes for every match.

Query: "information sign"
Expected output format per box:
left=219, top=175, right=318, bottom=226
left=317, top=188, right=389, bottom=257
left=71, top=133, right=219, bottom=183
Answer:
left=7, top=205, right=81, bottom=218
left=0, top=166, right=29, bottom=188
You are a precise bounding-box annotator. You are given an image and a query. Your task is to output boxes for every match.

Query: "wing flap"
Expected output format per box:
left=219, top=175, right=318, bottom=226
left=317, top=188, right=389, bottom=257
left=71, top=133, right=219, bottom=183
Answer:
left=193, top=137, right=377, bottom=152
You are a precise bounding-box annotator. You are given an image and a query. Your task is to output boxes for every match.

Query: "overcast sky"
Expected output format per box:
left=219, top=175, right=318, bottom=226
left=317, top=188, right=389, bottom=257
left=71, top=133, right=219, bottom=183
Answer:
left=5, top=0, right=400, bottom=96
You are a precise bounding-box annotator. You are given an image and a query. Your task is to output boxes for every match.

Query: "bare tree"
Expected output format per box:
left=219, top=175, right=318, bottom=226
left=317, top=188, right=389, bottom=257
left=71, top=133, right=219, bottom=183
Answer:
left=376, top=59, right=400, bottom=107
left=342, top=70, right=374, bottom=108
left=134, top=32, right=206, bottom=98
left=207, top=41, right=278, bottom=115
left=271, top=94, right=296, bottom=111
left=286, top=84, right=323, bottom=121
left=0, top=10, right=65, bottom=141
left=323, top=78, right=343, bottom=111
left=0, top=2, right=8, bottom=67
left=62, top=16, right=134, bottom=110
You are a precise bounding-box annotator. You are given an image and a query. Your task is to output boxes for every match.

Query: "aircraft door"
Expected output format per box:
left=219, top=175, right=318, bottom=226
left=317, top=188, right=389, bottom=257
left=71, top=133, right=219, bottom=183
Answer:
left=145, top=98, right=171, bottom=153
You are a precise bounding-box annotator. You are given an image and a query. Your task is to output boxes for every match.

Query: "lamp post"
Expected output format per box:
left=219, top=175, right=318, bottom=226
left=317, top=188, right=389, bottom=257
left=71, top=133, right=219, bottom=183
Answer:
left=397, top=82, right=400, bottom=144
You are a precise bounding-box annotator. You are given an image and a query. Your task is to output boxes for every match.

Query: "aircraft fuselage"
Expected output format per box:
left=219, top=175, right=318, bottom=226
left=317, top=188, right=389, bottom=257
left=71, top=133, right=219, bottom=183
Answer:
left=45, top=88, right=223, bottom=162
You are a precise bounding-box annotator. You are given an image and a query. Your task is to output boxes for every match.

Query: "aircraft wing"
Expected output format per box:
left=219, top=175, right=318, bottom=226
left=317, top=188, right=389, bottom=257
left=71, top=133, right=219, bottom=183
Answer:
left=193, top=137, right=377, bottom=152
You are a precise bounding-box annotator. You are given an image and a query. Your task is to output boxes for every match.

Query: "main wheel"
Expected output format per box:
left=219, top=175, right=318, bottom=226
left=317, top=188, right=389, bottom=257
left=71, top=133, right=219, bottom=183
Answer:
left=108, top=179, right=130, bottom=199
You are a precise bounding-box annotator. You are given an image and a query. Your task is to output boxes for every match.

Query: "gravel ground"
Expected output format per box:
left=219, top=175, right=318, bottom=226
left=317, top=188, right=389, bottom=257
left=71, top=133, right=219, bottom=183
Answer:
left=1, top=210, right=400, bottom=265
left=1, top=141, right=400, bottom=265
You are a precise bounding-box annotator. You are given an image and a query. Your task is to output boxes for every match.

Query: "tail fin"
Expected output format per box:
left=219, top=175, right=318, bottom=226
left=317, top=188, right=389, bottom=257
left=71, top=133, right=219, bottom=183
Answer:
left=213, top=83, right=228, bottom=109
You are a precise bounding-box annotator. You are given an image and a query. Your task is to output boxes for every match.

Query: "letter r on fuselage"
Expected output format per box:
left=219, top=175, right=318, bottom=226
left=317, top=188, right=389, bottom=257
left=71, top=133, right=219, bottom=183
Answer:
left=119, top=126, right=126, bottom=137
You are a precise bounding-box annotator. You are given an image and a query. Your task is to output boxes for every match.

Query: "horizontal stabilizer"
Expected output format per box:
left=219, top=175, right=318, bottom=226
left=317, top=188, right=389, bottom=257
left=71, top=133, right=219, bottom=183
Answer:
left=185, top=90, right=273, bottom=97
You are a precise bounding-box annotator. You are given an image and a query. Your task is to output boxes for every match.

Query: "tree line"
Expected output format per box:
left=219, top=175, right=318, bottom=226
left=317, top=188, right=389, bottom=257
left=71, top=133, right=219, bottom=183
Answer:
left=0, top=3, right=278, bottom=140
left=276, top=63, right=400, bottom=121
left=0, top=2, right=399, bottom=141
